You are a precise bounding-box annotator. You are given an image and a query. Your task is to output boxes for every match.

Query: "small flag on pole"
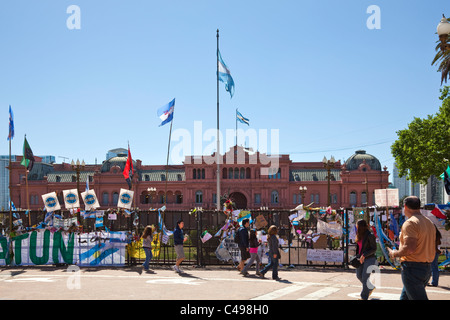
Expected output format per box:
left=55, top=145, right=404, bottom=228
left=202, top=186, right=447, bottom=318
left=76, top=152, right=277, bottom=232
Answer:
left=218, top=50, right=235, bottom=98
left=236, top=110, right=249, bottom=125
left=123, top=144, right=133, bottom=189
left=157, top=98, right=175, bottom=127
left=8, top=105, right=14, bottom=141
left=21, top=136, right=35, bottom=171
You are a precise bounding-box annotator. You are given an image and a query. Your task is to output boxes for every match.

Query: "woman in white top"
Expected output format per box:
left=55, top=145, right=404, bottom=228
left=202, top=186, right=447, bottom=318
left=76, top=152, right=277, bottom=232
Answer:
left=141, top=225, right=154, bottom=271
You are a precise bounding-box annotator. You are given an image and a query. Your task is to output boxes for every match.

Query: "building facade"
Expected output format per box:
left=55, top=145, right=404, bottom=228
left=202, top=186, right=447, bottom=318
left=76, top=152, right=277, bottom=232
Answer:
left=8, top=147, right=390, bottom=211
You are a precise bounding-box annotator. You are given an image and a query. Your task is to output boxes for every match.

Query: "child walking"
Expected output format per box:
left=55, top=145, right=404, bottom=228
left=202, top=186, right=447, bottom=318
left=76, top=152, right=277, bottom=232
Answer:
left=259, top=225, right=281, bottom=281
left=241, top=229, right=261, bottom=276
left=141, top=225, right=154, bottom=271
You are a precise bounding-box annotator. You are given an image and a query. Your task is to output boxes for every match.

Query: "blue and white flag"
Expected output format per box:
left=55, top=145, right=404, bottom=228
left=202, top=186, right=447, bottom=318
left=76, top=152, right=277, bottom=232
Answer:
left=157, top=98, right=175, bottom=127
left=236, top=109, right=249, bottom=125
left=8, top=105, right=14, bottom=141
left=218, top=50, right=235, bottom=98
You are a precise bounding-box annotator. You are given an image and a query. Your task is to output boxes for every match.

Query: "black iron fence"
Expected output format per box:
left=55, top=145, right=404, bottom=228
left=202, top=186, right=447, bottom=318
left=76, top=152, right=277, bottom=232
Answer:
left=0, top=208, right=357, bottom=268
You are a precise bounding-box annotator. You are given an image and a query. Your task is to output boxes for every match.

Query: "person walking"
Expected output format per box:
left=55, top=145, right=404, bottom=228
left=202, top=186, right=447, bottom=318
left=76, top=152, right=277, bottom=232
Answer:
left=388, top=196, right=436, bottom=300
left=141, top=225, right=154, bottom=271
left=241, top=229, right=261, bottom=276
left=237, top=219, right=250, bottom=272
left=259, top=225, right=281, bottom=281
left=173, top=219, right=187, bottom=273
left=429, top=226, right=442, bottom=287
left=354, top=219, right=378, bottom=300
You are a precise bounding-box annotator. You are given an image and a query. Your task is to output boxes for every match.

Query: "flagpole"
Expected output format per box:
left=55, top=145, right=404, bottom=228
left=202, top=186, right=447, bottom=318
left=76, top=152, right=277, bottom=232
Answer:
left=164, top=118, right=173, bottom=208
left=216, top=29, right=221, bottom=212
left=235, top=108, right=238, bottom=147
left=8, top=132, right=12, bottom=234
left=24, top=134, right=30, bottom=226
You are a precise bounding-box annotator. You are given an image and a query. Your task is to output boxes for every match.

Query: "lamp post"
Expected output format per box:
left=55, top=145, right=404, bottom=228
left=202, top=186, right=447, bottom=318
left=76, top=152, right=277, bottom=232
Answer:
left=71, top=159, right=85, bottom=194
left=323, top=156, right=335, bottom=207
left=437, top=14, right=450, bottom=51
left=298, top=186, right=307, bottom=204
left=71, top=159, right=85, bottom=222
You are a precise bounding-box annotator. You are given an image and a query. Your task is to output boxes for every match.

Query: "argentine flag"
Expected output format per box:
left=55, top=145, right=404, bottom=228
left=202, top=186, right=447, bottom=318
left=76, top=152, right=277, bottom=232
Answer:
left=236, top=109, right=249, bottom=125
left=218, top=50, right=235, bottom=98
left=157, top=98, right=175, bottom=127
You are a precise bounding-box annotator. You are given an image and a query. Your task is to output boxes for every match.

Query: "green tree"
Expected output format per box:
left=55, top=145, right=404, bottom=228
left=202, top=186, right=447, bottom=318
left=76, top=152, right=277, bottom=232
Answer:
left=391, top=87, right=450, bottom=184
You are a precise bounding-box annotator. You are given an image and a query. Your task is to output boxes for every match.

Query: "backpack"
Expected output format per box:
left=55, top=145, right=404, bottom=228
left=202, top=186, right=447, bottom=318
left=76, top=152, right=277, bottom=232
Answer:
left=234, top=228, right=241, bottom=244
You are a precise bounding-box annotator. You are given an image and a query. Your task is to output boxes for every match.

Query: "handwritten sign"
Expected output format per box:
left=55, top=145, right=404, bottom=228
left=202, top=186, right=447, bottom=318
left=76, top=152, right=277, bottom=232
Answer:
left=306, top=249, right=343, bottom=263
left=375, top=189, right=399, bottom=207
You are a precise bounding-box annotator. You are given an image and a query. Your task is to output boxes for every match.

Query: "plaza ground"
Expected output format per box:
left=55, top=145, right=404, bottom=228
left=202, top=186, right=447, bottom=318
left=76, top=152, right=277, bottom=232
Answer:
left=1, top=265, right=449, bottom=301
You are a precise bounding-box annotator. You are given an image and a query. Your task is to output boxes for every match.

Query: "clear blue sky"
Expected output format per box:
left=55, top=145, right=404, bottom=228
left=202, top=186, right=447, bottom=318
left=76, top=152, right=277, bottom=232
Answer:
left=0, top=0, right=448, bottom=180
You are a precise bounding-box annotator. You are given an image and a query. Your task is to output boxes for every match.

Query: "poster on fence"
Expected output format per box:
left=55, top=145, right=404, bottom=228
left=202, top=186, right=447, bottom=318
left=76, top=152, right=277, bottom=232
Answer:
left=63, top=189, right=80, bottom=209
left=0, top=230, right=129, bottom=266
left=375, top=189, right=399, bottom=207
left=81, top=189, right=100, bottom=211
left=316, top=220, right=342, bottom=238
left=117, top=188, right=134, bottom=209
left=306, top=249, right=343, bottom=263
left=42, top=192, right=61, bottom=212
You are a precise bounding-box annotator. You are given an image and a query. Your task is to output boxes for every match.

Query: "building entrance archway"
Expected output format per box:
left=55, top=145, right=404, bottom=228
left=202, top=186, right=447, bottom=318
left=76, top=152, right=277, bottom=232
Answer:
left=229, top=192, right=247, bottom=209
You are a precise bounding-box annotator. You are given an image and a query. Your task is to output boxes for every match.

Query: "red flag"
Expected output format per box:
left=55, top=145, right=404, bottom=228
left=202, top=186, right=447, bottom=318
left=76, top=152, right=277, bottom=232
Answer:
left=123, top=146, right=133, bottom=189
left=431, top=207, right=447, bottom=220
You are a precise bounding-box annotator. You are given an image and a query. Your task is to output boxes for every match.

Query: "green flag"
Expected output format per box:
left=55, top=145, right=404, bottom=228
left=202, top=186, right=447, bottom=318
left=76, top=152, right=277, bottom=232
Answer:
left=21, top=136, right=35, bottom=171
left=440, top=165, right=450, bottom=180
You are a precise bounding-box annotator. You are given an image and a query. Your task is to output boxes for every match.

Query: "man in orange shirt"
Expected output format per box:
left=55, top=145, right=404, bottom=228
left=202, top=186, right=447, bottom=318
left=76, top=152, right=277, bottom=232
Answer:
left=388, top=196, right=436, bottom=300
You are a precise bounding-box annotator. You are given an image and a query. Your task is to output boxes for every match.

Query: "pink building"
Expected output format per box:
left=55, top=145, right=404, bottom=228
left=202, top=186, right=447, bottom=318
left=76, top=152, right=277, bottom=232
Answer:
left=9, top=147, right=389, bottom=211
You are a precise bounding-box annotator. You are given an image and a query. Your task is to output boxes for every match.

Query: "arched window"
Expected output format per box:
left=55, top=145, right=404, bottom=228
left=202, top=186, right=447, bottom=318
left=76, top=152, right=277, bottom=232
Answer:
left=175, top=191, right=183, bottom=204
left=223, top=168, right=227, bottom=179
left=112, top=192, right=119, bottom=206
left=228, top=168, right=233, bottom=179
left=102, top=192, right=109, bottom=206
left=202, top=169, right=205, bottom=179
left=361, top=192, right=367, bottom=205
left=246, top=168, right=251, bottom=179
left=197, top=169, right=201, bottom=179
left=332, top=193, right=338, bottom=204
left=240, top=168, right=245, bottom=179
left=193, top=169, right=197, bottom=180
left=271, top=190, right=279, bottom=204
left=350, top=192, right=357, bottom=206
left=195, top=190, right=203, bottom=204
left=234, top=168, right=239, bottom=179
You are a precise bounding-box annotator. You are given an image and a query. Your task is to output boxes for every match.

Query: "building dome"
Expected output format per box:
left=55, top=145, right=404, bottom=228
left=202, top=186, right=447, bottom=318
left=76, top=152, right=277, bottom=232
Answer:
left=345, top=150, right=381, bottom=171
left=101, top=154, right=135, bottom=173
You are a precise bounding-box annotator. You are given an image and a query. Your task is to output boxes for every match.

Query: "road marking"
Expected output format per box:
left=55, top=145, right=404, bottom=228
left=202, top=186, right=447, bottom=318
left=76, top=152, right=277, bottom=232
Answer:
left=298, top=287, right=341, bottom=300
left=251, top=284, right=311, bottom=300
left=146, top=277, right=205, bottom=286
left=4, top=277, right=55, bottom=283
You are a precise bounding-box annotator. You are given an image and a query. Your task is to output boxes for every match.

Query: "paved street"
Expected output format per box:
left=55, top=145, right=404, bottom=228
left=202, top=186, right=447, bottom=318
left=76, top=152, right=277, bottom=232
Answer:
left=1, top=265, right=449, bottom=301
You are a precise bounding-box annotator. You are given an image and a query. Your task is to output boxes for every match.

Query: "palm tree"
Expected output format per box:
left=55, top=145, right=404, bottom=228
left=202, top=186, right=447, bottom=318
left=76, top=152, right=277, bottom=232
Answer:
left=433, top=16, right=450, bottom=85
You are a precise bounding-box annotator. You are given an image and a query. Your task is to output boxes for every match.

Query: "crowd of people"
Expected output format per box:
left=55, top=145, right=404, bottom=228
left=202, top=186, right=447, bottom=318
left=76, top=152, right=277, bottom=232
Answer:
left=139, top=196, right=443, bottom=300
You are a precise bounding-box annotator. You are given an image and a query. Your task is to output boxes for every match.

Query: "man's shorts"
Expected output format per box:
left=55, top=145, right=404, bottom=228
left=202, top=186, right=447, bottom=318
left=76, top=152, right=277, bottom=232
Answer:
left=175, top=244, right=185, bottom=259
left=239, top=247, right=250, bottom=261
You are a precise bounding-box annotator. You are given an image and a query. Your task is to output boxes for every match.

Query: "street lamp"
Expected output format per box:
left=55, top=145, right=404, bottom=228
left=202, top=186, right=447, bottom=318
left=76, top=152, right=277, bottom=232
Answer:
left=298, top=186, right=307, bottom=204
left=437, top=14, right=450, bottom=51
left=71, top=159, right=85, bottom=192
left=323, top=156, right=336, bottom=207
left=71, top=159, right=85, bottom=221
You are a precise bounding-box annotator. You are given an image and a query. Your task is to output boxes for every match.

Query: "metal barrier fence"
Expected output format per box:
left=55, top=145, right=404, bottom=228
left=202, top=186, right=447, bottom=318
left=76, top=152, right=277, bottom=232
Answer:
left=0, top=208, right=354, bottom=268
